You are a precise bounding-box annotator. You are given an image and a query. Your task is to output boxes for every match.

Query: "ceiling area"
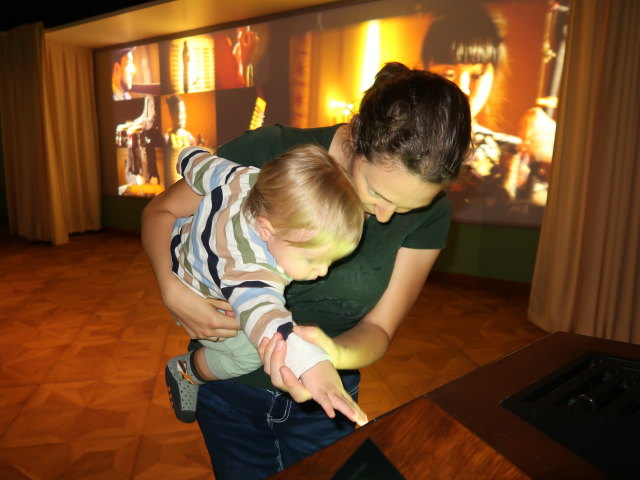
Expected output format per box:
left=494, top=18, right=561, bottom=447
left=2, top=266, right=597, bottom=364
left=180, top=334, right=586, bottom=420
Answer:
left=5, top=0, right=345, bottom=49
left=2, top=1, right=157, bottom=32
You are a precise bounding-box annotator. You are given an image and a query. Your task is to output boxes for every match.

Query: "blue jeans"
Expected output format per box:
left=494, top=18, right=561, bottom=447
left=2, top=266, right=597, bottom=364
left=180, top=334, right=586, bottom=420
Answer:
left=196, top=372, right=360, bottom=480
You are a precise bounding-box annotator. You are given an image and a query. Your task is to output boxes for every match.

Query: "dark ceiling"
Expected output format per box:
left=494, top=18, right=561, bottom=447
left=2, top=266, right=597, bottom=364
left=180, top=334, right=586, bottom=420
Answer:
left=1, top=1, right=152, bottom=32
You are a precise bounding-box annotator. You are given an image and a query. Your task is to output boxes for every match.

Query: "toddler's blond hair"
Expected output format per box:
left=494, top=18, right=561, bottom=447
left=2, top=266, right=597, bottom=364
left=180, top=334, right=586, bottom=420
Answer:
left=244, top=144, right=363, bottom=259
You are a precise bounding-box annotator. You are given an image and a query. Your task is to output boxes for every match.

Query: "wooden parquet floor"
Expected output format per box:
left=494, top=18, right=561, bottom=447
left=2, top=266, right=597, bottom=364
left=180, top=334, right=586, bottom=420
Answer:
left=0, top=227, right=546, bottom=479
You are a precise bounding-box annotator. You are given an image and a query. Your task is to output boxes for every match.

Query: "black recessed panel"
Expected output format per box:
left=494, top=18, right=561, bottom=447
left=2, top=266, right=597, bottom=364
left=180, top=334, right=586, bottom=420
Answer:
left=501, top=351, right=640, bottom=478
left=332, top=438, right=405, bottom=480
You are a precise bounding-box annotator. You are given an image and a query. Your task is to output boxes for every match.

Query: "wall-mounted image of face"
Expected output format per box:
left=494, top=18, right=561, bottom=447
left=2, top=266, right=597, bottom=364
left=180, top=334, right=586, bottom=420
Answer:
left=428, top=62, right=495, bottom=122
left=421, top=5, right=502, bottom=124
left=422, top=3, right=559, bottom=224
left=112, top=48, right=136, bottom=101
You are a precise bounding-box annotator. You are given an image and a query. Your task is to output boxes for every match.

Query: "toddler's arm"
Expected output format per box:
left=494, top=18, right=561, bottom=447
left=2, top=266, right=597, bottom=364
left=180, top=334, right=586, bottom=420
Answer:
left=177, top=146, right=255, bottom=195
left=229, top=287, right=330, bottom=378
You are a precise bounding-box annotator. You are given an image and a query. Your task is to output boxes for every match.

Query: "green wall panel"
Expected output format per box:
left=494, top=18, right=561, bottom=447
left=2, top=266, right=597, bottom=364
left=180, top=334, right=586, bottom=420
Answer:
left=434, top=222, right=540, bottom=283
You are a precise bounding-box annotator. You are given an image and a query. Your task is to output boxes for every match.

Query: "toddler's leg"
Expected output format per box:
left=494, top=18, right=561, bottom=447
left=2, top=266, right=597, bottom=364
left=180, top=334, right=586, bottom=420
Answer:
left=165, top=351, right=207, bottom=423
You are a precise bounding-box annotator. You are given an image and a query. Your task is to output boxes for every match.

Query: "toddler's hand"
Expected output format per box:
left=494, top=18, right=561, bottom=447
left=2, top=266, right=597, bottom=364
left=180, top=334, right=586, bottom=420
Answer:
left=300, top=360, right=368, bottom=427
left=259, top=335, right=367, bottom=426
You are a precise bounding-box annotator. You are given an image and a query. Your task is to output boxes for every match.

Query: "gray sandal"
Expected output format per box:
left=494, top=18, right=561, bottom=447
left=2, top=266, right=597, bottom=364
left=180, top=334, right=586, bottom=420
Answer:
left=165, top=354, right=200, bottom=423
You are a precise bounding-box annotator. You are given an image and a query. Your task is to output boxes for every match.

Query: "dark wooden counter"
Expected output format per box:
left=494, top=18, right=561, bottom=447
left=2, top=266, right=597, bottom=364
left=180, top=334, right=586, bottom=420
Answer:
left=271, top=394, right=527, bottom=479
left=428, top=331, right=640, bottom=479
left=272, top=332, right=640, bottom=479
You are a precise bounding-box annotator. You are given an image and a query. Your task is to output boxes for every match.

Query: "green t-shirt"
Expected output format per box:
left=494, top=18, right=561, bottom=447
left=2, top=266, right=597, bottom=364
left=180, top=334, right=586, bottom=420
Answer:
left=216, top=124, right=452, bottom=387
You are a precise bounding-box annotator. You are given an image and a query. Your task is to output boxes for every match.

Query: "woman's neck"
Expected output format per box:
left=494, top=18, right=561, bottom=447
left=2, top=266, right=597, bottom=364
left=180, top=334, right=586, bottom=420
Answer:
left=328, top=124, right=352, bottom=170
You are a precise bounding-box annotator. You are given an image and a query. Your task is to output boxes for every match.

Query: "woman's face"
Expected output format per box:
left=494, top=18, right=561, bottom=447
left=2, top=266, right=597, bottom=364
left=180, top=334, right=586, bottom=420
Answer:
left=429, top=62, right=494, bottom=120
left=349, top=156, right=442, bottom=223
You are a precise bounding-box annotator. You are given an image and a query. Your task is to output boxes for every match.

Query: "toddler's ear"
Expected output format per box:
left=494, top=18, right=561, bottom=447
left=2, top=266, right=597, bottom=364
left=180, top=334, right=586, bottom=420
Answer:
left=255, top=216, right=275, bottom=242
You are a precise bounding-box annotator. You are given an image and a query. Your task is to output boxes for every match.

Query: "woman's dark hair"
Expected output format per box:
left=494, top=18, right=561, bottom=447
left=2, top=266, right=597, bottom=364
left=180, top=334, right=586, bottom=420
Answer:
left=350, top=62, right=472, bottom=185
left=421, top=5, right=503, bottom=68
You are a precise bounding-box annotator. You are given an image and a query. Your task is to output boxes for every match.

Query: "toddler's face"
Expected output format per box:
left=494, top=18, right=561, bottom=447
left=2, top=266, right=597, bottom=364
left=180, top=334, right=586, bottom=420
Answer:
left=267, top=230, right=340, bottom=281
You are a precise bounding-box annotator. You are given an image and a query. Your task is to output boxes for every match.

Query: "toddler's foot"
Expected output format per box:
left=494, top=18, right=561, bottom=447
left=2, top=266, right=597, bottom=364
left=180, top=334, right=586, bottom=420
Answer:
left=165, top=353, right=201, bottom=423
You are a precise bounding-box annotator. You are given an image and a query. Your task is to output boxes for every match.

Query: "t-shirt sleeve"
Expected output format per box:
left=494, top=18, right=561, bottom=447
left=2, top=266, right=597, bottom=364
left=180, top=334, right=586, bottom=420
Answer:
left=402, top=193, right=453, bottom=250
left=216, top=126, right=287, bottom=168
left=216, top=124, right=339, bottom=168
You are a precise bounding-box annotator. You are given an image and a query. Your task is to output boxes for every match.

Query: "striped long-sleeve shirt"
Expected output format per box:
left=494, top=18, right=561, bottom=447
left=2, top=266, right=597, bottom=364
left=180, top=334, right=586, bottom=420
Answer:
left=171, top=146, right=329, bottom=378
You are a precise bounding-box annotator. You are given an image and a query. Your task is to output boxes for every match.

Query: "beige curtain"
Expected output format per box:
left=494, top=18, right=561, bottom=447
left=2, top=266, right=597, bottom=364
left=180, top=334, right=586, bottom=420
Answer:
left=529, top=0, right=640, bottom=343
left=0, top=23, right=55, bottom=242
left=43, top=40, right=101, bottom=236
left=0, top=23, right=100, bottom=245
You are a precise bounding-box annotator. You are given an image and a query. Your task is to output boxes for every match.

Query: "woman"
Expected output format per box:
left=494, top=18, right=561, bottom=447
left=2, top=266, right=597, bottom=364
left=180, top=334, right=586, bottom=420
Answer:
left=142, top=62, right=471, bottom=479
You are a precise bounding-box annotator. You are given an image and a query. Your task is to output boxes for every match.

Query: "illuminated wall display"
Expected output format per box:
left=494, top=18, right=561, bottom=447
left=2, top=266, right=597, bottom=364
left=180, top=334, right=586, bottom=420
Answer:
left=106, top=0, right=568, bottom=227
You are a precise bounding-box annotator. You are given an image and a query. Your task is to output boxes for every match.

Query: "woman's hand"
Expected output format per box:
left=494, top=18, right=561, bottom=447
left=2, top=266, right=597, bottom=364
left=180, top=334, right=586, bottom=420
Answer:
left=257, top=325, right=342, bottom=372
left=258, top=332, right=310, bottom=397
left=291, top=325, right=344, bottom=366
left=141, top=180, right=240, bottom=341
left=163, top=275, right=239, bottom=341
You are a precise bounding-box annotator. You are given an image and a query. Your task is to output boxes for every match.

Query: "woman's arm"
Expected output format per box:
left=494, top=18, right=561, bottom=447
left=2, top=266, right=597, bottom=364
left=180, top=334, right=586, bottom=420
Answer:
left=141, top=180, right=239, bottom=340
left=260, top=247, right=440, bottom=387
left=321, top=247, right=440, bottom=367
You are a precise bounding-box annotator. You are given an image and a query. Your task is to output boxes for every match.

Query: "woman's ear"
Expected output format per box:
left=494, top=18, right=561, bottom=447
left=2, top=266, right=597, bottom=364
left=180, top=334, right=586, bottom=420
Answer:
left=255, top=216, right=275, bottom=242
